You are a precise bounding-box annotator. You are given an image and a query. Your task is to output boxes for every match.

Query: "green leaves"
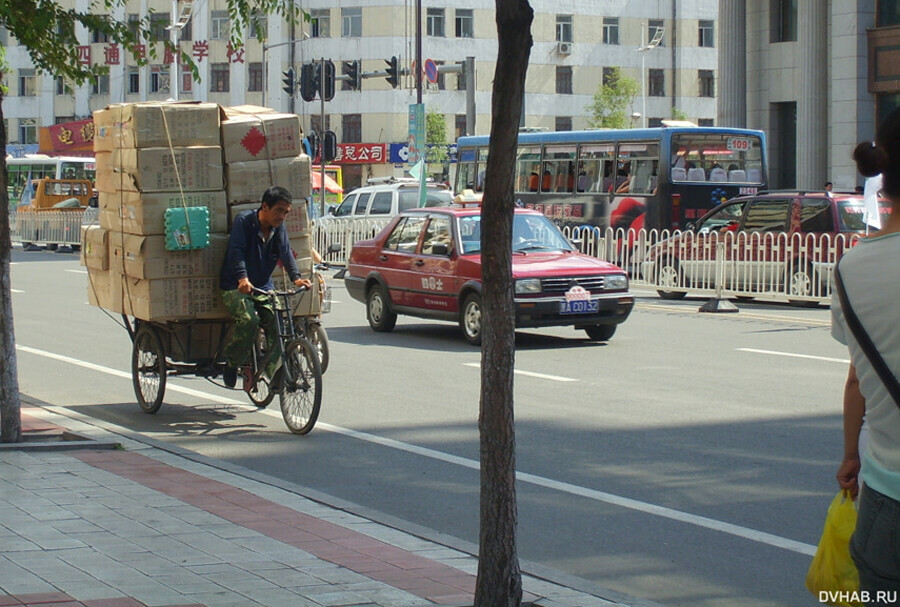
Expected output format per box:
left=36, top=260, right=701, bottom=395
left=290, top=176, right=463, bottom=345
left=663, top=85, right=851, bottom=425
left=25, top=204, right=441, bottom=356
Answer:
left=586, top=67, right=639, bottom=129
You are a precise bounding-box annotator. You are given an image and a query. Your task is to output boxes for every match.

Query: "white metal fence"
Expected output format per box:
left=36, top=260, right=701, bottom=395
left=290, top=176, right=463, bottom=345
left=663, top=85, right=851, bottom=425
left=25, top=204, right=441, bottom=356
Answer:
left=9, top=207, right=100, bottom=248
left=10, top=211, right=846, bottom=304
left=310, top=218, right=851, bottom=305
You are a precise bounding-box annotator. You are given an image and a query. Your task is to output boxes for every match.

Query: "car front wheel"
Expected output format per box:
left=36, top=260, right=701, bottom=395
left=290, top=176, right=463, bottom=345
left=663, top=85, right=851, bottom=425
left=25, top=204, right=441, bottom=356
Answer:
left=366, top=283, right=397, bottom=332
left=584, top=325, right=616, bottom=341
left=460, top=293, right=482, bottom=346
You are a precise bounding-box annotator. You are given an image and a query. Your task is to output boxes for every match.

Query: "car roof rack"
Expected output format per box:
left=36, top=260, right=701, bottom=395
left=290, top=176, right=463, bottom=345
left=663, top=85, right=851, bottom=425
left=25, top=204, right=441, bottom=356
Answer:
left=365, top=176, right=439, bottom=185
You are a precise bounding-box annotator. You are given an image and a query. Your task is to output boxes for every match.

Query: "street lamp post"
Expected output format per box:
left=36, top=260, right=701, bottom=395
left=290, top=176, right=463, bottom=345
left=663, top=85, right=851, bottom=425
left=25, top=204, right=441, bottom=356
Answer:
left=637, top=22, right=663, bottom=129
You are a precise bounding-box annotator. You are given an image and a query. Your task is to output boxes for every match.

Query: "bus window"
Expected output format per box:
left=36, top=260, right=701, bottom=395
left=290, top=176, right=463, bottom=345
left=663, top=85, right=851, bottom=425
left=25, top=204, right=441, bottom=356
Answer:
left=543, top=145, right=576, bottom=193
left=578, top=144, right=614, bottom=193
left=515, top=146, right=541, bottom=193
left=616, top=142, right=659, bottom=194
left=670, top=133, right=763, bottom=184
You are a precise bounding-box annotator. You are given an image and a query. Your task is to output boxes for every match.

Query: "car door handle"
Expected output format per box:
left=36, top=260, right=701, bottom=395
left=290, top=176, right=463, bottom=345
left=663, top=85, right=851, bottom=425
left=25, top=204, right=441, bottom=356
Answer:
left=415, top=259, right=425, bottom=266
left=378, top=255, right=388, bottom=262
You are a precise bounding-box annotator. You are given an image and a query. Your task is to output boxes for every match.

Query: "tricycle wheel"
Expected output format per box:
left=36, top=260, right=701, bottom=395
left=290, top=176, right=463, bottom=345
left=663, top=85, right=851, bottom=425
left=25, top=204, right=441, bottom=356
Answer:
left=132, top=323, right=167, bottom=413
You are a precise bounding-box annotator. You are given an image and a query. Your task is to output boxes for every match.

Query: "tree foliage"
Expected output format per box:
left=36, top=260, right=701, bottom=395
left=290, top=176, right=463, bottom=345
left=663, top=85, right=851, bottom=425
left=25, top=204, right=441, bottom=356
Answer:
left=425, top=110, right=448, bottom=166
left=586, top=67, right=640, bottom=129
left=0, top=0, right=303, bottom=443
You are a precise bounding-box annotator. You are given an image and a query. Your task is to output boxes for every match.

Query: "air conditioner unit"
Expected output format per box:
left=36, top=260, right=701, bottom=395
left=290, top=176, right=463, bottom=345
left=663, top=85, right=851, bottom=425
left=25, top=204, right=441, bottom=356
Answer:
left=557, top=41, right=573, bottom=55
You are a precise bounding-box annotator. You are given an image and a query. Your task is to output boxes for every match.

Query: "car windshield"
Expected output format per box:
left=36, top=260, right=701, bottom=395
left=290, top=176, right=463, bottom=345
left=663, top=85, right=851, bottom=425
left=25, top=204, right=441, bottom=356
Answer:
left=457, top=213, right=575, bottom=254
left=695, top=201, right=747, bottom=232
left=838, top=198, right=893, bottom=232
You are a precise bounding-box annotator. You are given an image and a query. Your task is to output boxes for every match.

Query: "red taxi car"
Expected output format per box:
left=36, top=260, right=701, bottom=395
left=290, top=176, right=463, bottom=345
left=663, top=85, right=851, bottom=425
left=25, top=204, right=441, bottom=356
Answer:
left=344, top=205, right=634, bottom=345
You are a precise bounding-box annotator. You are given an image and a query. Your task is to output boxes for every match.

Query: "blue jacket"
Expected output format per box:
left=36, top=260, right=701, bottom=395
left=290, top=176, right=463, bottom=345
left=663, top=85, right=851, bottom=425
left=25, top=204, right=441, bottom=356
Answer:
left=219, top=209, right=301, bottom=291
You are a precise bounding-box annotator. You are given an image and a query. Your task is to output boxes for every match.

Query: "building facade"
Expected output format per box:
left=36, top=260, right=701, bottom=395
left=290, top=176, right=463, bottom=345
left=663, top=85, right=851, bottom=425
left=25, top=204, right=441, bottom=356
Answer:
left=4, top=0, right=719, bottom=189
left=718, top=0, right=900, bottom=192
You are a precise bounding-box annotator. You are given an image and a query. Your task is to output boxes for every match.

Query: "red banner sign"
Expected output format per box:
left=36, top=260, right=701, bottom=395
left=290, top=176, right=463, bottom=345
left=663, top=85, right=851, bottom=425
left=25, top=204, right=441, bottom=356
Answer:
left=334, top=143, right=387, bottom=164
left=48, top=119, right=95, bottom=154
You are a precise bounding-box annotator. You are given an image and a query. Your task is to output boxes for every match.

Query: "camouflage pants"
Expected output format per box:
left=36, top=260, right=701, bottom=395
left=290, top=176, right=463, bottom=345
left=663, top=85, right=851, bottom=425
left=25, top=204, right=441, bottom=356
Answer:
left=221, top=289, right=280, bottom=377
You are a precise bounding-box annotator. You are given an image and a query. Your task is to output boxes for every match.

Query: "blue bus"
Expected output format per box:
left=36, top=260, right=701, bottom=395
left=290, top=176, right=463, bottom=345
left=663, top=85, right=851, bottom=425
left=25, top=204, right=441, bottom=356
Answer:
left=455, top=126, right=768, bottom=232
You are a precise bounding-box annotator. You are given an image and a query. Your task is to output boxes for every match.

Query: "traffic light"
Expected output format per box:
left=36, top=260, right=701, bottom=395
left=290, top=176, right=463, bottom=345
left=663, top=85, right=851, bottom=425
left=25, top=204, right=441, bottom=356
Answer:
left=321, top=60, right=335, bottom=101
left=300, top=62, right=319, bottom=102
left=343, top=60, right=361, bottom=90
left=323, top=131, right=337, bottom=162
left=281, top=68, right=295, bottom=96
left=385, top=55, right=400, bottom=89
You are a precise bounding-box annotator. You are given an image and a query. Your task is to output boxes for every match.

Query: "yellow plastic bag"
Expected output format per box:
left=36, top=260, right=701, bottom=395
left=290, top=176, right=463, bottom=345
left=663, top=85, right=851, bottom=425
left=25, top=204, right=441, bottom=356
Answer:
left=806, top=490, right=863, bottom=607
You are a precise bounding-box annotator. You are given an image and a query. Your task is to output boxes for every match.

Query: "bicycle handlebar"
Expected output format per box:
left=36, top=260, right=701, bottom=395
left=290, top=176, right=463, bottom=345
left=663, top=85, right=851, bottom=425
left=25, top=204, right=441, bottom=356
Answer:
left=251, top=285, right=309, bottom=297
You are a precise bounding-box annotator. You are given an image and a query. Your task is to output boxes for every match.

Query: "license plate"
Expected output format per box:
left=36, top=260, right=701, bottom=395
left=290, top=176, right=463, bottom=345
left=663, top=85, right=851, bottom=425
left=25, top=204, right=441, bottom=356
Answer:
left=559, top=299, right=599, bottom=315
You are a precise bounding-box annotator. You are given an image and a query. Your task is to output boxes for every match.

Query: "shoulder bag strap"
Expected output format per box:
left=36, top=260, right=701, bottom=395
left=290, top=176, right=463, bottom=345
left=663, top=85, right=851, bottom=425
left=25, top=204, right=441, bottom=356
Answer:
left=834, top=260, right=900, bottom=409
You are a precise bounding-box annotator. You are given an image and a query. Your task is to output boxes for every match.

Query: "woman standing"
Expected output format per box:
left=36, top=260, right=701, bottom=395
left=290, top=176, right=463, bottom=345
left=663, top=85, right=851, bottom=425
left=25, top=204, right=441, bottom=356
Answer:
left=835, top=106, right=900, bottom=603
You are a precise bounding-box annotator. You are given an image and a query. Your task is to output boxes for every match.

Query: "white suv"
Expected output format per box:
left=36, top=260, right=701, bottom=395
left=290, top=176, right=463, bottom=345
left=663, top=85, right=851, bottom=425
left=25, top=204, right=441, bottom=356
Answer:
left=319, top=178, right=454, bottom=225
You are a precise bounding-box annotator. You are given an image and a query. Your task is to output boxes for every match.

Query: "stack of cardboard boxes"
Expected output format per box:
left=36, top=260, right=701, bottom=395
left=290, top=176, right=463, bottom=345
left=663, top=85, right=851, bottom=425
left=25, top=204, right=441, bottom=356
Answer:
left=82, top=101, right=318, bottom=324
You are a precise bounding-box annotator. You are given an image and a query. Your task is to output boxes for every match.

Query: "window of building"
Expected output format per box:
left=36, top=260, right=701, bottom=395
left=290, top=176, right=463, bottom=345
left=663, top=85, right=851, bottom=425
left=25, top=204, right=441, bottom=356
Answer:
left=456, top=9, right=473, bottom=38
left=649, top=19, right=665, bottom=46
left=556, top=14, right=573, bottom=43
left=556, top=66, right=572, bottom=95
left=699, top=20, right=714, bottom=47
left=342, top=113, right=362, bottom=143
left=602, top=67, right=615, bottom=86
left=19, top=69, right=37, bottom=96
left=150, top=13, right=169, bottom=41
left=150, top=65, right=169, bottom=93
left=91, top=22, right=109, bottom=43
left=91, top=74, right=109, bottom=95
left=698, top=70, right=714, bottom=97
left=456, top=114, right=467, bottom=139
left=427, top=8, right=445, bottom=37
left=770, top=0, right=797, bottom=42
left=602, top=17, right=619, bottom=45
left=180, top=20, right=192, bottom=41
left=210, top=11, right=229, bottom=40
left=248, top=62, right=263, bottom=92
left=55, top=116, right=75, bottom=125
left=342, top=8, right=361, bottom=37
left=210, top=63, right=229, bottom=92
left=56, top=76, right=73, bottom=96
left=879, top=0, right=900, bottom=26
left=648, top=117, right=664, bottom=128
left=698, top=118, right=715, bottom=127
left=555, top=116, right=572, bottom=131
left=649, top=69, right=664, bottom=97
left=127, top=14, right=140, bottom=37
left=128, top=68, right=140, bottom=94
left=181, top=64, right=193, bottom=93
left=249, top=13, right=267, bottom=39
left=311, top=9, right=330, bottom=38
left=20, top=119, right=38, bottom=144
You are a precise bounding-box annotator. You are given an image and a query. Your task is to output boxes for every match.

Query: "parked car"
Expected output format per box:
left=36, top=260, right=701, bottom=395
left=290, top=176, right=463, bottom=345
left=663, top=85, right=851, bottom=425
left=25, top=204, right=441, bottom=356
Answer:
left=318, top=177, right=454, bottom=226
left=642, top=191, right=891, bottom=304
left=344, top=204, right=635, bottom=345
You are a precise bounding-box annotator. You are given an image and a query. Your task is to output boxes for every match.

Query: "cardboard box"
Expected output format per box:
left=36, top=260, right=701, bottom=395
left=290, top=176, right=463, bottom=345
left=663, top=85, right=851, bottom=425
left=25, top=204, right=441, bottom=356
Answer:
left=94, top=102, right=221, bottom=150
left=222, top=105, right=277, bottom=117
left=80, top=225, right=109, bottom=270
left=228, top=199, right=309, bottom=238
left=101, top=146, right=224, bottom=193
left=222, top=112, right=303, bottom=163
left=111, top=190, right=228, bottom=235
left=225, top=155, right=311, bottom=205
left=111, top=233, right=229, bottom=280
left=86, top=268, right=114, bottom=311
left=121, top=275, right=230, bottom=322
left=99, top=207, right=119, bottom=230
left=272, top=260, right=322, bottom=316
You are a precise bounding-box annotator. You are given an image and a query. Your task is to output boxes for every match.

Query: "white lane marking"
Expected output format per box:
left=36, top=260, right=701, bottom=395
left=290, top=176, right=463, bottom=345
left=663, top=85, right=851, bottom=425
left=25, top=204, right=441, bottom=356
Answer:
left=67, top=269, right=88, bottom=274
left=738, top=348, right=849, bottom=364
left=12, top=289, right=25, bottom=294
left=463, top=362, right=577, bottom=383
left=18, top=344, right=815, bottom=556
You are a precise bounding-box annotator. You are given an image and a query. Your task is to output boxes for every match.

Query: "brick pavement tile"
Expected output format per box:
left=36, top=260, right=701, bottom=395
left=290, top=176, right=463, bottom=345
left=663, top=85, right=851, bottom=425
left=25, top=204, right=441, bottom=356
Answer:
left=0, top=597, right=25, bottom=606
left=80, top=599, right=146, bottom=607
left=8, top=594, right=74, bottom=605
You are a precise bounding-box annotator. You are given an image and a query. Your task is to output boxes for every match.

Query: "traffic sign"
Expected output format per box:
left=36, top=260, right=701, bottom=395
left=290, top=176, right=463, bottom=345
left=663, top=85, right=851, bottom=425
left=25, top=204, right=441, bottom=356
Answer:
left=424, top=59, right=438, bottom=84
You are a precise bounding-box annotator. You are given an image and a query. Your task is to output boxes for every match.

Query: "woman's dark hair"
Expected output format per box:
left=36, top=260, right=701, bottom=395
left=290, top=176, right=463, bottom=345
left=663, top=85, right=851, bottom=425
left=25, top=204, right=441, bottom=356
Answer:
left=854, top=106, right=900, bottom=197
left=261, top=186, right=293, bottom=207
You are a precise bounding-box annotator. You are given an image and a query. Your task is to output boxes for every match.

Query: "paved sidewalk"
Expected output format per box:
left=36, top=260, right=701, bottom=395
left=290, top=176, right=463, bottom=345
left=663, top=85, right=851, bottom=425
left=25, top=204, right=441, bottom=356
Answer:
left=0, top=399, right=652, bottom=607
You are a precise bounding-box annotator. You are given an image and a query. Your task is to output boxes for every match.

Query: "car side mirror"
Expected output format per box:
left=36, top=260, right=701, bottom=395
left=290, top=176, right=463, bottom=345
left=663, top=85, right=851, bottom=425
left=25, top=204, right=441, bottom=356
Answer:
left=685, top=222, right=697, bottom=232
left=431, top=242, right=450, bottom=256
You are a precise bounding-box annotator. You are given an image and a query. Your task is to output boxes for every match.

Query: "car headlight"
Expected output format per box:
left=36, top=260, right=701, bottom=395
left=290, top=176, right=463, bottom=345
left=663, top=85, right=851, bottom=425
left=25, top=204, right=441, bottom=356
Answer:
left=605, top=274, right=628, bottom=290
left=515, top=278, right=542, bottom=294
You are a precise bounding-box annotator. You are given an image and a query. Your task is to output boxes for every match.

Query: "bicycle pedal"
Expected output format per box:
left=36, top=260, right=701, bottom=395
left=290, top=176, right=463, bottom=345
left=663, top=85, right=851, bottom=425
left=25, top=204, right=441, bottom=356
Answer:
left=241, top=366, right=253, bottom=392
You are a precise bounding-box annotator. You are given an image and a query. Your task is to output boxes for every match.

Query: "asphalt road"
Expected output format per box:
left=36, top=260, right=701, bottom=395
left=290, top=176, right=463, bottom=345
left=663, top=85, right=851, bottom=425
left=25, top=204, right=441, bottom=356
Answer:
left=9, top=246, right=849, bottom=607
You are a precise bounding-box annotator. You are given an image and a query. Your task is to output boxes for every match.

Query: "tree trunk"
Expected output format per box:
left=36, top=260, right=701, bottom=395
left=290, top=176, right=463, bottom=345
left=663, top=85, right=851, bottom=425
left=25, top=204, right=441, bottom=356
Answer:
left=0, top=97, right=23, bottom=443
left=475, top=1, right=532, bottom=605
